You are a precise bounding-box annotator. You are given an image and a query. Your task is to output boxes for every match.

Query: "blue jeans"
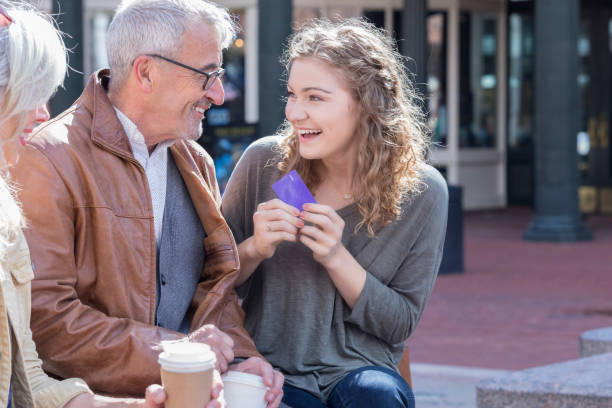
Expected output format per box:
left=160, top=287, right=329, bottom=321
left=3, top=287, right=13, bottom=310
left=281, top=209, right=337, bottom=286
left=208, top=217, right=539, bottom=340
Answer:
left=282, top=366, right=415, bottom=408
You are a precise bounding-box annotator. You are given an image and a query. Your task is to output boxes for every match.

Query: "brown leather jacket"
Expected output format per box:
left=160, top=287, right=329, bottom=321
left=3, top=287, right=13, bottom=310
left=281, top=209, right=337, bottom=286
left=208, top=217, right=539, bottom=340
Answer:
left=10, top=70, right=260, bottom=396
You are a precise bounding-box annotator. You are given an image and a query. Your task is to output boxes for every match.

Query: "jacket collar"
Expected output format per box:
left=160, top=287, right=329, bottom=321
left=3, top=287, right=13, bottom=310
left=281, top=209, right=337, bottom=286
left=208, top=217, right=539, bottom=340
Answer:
left=81, top=69, right=134, bottom=160
left=170, top=142, right=240, bottom=274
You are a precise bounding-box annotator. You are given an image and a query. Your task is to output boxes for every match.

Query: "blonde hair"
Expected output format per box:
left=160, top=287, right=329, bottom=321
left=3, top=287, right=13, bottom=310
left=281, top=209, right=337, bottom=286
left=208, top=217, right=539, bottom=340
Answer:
left=277, top=19, right=430, bottom=235
left=0, top=3, right=67, bottom=258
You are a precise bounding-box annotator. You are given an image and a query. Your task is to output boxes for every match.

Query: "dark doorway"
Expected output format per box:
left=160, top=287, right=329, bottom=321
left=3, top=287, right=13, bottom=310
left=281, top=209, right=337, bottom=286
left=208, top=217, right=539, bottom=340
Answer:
left=506, top=0, right=534, bottom=206
left=578, top=0, right=612, bottom=214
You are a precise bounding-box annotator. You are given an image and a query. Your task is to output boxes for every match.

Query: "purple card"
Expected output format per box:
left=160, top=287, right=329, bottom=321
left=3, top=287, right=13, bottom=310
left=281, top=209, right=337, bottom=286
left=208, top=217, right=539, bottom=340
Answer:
left=272, top=170, right=317, bottom=210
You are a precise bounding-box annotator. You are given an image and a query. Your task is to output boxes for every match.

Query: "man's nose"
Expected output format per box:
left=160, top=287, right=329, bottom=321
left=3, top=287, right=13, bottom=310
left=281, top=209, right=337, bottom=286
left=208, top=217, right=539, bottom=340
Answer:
left=204, top=77, right=225, bottom=106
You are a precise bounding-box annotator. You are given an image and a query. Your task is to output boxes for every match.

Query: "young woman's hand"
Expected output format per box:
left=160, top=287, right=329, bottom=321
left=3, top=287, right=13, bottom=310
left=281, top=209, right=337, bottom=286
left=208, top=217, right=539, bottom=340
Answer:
left=251, top=199, right=304, bottom=259
left=229, top=357, right=284, bottom=408
left=235, top=199, right=304, bottom=286
left=298, top=203, right=346, bottom=268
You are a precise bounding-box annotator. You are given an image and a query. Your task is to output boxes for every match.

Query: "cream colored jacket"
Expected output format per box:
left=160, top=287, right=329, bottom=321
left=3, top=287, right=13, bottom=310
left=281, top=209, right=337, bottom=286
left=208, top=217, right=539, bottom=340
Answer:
left=0, top=230, right=91, bottom=407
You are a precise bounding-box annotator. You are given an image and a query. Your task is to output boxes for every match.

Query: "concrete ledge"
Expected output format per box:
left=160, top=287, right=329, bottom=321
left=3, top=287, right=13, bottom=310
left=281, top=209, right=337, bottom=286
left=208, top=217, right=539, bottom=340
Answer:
left=476, top=353, right=612, bottom=408
left=580, top=327, right=612, bottom=357
left=412, top=363, right=509, bottom=408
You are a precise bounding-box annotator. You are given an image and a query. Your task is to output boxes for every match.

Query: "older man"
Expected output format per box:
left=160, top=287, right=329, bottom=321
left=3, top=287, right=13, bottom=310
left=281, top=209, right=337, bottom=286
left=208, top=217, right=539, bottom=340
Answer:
left=10, top=0, right=282, bottom=405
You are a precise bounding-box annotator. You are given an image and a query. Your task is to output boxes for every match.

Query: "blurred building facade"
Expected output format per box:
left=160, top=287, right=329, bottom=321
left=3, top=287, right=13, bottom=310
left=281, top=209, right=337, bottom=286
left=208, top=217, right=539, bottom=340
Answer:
left=42, top=0, right=612, bottom=215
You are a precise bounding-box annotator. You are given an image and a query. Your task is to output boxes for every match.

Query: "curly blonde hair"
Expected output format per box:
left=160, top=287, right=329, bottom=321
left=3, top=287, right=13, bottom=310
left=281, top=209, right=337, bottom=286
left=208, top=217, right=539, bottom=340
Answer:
left=277, top=18, right=430, bottom=235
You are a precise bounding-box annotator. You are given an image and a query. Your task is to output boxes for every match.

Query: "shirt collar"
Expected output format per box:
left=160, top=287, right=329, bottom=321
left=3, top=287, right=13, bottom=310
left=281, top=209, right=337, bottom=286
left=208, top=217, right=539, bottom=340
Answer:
left=112, top=107, right=176, bottom=166
left=113, top=107, right=149, bottom=167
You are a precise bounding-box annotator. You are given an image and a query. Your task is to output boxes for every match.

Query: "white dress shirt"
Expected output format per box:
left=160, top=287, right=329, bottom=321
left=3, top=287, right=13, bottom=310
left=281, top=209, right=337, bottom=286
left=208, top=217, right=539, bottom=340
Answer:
left=114, top=107, right=173, bottom=248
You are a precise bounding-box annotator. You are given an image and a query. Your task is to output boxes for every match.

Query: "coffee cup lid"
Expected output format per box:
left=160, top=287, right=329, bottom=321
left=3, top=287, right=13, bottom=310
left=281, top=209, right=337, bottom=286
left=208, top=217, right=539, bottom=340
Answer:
left=222, top=371, right=267, bottom=389
left=158, top=342, right=215, bottom=372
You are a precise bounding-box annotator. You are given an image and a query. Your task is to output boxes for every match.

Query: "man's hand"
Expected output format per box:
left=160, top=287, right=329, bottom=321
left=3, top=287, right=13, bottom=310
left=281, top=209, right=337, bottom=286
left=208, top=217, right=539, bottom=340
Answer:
left=206, top=369, right=226, bottom=408
left=189, top=324, right=234, bottom=372
left=142, top=372, right=224, bottom=408
left=144, top=384, right=165, bottom=407
left=229, top=357, right=284, bottom=408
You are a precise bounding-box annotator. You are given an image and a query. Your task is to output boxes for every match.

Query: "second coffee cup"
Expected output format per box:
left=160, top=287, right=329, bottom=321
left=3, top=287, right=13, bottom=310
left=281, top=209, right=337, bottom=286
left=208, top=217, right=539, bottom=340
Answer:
left=222, top=370, right=269, bottom=408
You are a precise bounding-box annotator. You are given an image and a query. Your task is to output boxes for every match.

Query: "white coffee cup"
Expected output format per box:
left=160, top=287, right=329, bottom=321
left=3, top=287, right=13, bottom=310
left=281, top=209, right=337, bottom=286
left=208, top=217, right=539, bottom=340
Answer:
left=222, top=371, right=269, bottom=408
left=158, top=342, right=216, bottom=408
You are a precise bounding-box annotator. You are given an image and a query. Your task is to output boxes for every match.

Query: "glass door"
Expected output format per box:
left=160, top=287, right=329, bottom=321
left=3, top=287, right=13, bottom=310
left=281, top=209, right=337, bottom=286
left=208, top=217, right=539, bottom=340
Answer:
left=506, top=0, right=534, bottom=206
left=429, top=0, right=506, bottom=210
left=455, top=5, right=507, bottom=209
left=578, top=0, right=612, bottom=214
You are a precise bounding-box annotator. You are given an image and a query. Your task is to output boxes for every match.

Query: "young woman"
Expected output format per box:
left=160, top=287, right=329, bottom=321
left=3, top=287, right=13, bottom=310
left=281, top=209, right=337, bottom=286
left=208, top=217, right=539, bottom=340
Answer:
left=222, top=19, right=448, bottom=408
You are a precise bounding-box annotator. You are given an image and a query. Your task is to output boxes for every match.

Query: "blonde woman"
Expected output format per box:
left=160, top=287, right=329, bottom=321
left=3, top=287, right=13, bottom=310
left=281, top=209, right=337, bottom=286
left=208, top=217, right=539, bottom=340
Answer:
left=0, top=3, right=179, bottom=406
left=222, top=19, right=448, bottom=408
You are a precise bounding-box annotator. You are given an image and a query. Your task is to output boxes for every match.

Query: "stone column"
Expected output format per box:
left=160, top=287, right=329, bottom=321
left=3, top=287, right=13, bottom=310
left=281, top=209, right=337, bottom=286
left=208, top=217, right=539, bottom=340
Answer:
left=258, top=0, right=292, bottom=137
left=401, top=0, right=428, bottom=99
left=524, top=0, right=592, bottom=241
left=50, top=0, right=83, bottom=116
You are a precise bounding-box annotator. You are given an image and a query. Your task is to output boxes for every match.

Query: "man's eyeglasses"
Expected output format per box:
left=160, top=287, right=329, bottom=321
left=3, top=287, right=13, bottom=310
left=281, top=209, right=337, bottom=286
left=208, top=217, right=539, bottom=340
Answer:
left=0, top=6, right=13, bottom=27
left=147, top=54, right=224, bottom=91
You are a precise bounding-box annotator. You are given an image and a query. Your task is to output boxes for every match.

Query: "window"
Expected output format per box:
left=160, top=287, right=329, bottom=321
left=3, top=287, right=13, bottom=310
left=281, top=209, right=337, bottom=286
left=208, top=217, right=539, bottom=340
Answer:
left=507, top=12, right=534, bottom=149
left=459, top=12, right=498, bottom=148
left=428, top=12, right=448, bottom=148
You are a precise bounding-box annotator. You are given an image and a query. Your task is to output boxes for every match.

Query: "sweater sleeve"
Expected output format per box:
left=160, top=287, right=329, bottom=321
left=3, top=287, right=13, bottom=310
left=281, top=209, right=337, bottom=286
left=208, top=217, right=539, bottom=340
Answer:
left=344, top=169, right=449, bottom=344
left=11, top=232, right=93, bottom=408
left=221, top=162, right=248, bottom=245
left=221, top=137, right=282, bottom=298
left=222, top=137, right=281, bottom=244
left=24, top=325, right=92, bottom=408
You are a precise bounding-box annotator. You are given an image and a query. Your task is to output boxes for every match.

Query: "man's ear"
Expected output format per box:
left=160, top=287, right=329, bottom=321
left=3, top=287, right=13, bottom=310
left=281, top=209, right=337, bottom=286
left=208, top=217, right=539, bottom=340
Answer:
left=131, top=55, right=156, bottom=93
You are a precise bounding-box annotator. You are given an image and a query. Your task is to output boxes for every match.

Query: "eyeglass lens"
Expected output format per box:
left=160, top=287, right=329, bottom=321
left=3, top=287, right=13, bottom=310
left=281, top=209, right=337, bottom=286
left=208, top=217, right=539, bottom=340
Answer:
left=203, top=70, right=224, bottom=91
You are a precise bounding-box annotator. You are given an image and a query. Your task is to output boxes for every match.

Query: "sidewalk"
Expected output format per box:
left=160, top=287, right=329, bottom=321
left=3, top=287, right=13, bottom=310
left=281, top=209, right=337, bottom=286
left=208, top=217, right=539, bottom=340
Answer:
left=406, top=207, right=612, bottom=406
left=411, top=363, right=509, bottom=408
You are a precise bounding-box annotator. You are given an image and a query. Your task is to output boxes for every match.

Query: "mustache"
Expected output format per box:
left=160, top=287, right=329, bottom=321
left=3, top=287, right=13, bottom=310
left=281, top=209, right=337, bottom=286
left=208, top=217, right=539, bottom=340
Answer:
left=195, top=99, right=213, bottom=110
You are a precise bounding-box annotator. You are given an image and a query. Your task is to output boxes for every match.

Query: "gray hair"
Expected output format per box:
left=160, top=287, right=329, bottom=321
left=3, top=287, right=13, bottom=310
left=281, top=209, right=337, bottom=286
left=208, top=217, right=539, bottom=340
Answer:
left=0, top=2, right=67, bottom=259
left=106, top=0, right=237, bottom=87
left=0, top=2, right=67, bottom=141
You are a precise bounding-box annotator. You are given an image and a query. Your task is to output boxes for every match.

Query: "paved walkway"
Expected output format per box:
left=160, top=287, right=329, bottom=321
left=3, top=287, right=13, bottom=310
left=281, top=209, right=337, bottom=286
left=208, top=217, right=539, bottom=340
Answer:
left=406, top=208, right=612, bottom=406
left=411, top=363, right=508, bottom=408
